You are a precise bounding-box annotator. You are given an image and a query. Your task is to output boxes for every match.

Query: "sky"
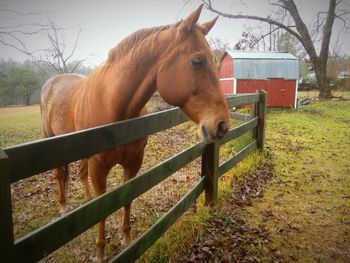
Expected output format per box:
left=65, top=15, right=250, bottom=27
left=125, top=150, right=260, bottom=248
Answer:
left=0, top=0, right=349, bottom=67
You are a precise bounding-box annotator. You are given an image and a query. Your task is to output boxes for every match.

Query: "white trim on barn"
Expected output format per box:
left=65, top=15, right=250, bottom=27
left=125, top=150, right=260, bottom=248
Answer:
left=233, top=78, right=237, bottom=94
left=219, top=77, right=235, bottom=94
left=295, top=80, right=299, bottom=108
left=220, top=77, right=234, bottom=81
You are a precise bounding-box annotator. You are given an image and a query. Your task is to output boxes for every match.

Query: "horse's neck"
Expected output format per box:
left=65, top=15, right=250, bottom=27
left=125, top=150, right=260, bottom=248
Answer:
left=99, top=34, right=171, bottom=121
left=105, top=59, right=157, bottom=119
left=77, top=31, right=173, bottom=128
left=80, top=54, right=159, bottom=125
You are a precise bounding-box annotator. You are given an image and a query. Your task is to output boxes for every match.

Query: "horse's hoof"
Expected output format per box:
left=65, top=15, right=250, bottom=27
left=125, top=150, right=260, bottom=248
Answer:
left=59, top=205, right=68, bottom=215
left=92, top=256, right=105, bottom=263
left=94, top=248, right=105, bottom=263
left=121, top=236, right=131, bottom=248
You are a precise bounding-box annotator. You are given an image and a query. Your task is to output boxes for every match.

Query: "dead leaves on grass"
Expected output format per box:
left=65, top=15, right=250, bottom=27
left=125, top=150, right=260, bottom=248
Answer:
left=182, top=161, right=284, bottom=262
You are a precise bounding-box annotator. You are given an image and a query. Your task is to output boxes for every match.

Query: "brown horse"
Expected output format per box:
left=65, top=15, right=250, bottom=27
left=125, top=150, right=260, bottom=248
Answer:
left=40, top=5, right=230, bottom=262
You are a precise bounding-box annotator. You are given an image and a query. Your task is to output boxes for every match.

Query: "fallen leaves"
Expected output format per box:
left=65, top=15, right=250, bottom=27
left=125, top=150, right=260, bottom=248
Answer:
left=181, top=162, right=284, bottom=263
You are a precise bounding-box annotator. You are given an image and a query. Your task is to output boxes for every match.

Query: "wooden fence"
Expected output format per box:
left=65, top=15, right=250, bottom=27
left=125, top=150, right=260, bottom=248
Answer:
left=0, top=91, right=267, bottom=263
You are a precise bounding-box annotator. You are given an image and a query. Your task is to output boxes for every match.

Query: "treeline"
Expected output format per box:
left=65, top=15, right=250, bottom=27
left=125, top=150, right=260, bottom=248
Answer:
left=0, top=59, right=93, bottom=107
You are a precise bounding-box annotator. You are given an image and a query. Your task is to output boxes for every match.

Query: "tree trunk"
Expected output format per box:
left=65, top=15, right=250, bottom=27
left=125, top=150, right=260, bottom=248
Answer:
left=25, top=85, right=31, bottom=106
left=316, top=72, right=332, bottom=99
left=313, top=60, right=332, bottom=99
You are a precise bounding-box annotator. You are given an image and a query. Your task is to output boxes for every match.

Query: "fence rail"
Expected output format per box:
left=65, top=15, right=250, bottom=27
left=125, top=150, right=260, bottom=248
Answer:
left=0, top=91, right=267, bottom=263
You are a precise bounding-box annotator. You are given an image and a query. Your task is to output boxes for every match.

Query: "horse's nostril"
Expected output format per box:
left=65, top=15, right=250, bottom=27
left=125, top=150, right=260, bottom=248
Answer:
left=217, top=121, right=227, bottom=138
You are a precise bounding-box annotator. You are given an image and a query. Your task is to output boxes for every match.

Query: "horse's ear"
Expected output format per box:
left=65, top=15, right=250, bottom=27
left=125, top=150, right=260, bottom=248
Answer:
left=179, top=4, right=204, bottom=35
left=199, top=16, right=219, bottom=35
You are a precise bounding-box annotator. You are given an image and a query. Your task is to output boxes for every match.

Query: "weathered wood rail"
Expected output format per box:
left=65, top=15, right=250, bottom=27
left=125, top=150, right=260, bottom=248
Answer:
left=0, top=91, right=267, bottom=263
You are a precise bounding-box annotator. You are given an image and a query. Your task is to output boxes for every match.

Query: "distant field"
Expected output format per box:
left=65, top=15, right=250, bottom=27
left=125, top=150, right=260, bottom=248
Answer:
left=0, top=105, right=41, bottom=147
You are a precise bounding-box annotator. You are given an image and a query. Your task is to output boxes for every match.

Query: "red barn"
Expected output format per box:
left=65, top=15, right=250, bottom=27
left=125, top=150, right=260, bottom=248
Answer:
left=219, top=50, right=299, bottom=108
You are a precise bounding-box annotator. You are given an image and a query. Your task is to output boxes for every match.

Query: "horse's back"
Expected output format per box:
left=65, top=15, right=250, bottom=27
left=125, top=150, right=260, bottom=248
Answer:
left=41, top=73, right=85, bottom=137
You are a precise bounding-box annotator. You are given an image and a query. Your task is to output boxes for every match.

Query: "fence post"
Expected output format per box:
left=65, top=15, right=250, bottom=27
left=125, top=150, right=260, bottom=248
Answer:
left=202, top=142, right=219, bottom=206
left=251, top=98, right=258, bottom=140
left=0, top=149, right=15, bottom=262
left=256, top=90, right=267, bottom=151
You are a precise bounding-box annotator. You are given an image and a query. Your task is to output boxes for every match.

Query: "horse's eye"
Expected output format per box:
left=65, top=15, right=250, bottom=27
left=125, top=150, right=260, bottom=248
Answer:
left=191, top=58, right=204, bottom=69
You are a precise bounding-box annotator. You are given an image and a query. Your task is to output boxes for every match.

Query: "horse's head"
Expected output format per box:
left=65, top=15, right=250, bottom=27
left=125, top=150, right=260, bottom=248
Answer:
left=157, top=5, right=230, bottom=143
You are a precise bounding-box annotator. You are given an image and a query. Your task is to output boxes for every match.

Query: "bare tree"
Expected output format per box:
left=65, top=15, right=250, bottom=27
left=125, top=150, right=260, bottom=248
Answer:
left=208, top=36, right=231, bottom=65
left=0, top=10, right=49, bottom=56
left=233, top=26, right=276, bottom=51
left=34, top=20, right=87, bottom=74
left=0, top=10, right=90, bottom=75
left=199, top=0, right=350, bottom=99
left=327, top=37, right=348, bottom=87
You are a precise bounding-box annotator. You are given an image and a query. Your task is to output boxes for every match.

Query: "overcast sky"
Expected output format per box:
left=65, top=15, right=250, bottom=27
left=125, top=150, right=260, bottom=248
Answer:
left=0, top=0, right=349, bottom=67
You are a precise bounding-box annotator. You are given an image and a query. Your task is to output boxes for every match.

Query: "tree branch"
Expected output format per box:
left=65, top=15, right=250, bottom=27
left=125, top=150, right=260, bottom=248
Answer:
left=65, top=28, right=82, bottom=62
left=0, top=31, right=32, bottom=55
left=250, top=26, right=281, bottom=49
left=202, top=0, right=303, bottom=43
left=0, top=9, right=41, bottom=16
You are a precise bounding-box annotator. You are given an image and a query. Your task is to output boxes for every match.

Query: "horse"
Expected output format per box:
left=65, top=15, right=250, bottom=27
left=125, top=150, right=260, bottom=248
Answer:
left=40, top=4, right=230, bottom=262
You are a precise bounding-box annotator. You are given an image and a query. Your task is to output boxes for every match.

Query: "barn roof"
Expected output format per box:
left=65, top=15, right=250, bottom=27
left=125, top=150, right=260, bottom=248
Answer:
left=222, top=50, right=299, bottom=80
left=224, top=50, right=298, bottom=60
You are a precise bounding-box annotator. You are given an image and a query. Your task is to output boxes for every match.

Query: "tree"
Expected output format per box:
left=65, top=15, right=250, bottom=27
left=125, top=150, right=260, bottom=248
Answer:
left=33, top=20, right=87, bottom=75
left=0, top=10, right=91, bottom=76
left=9, top=66, right=41, bottom=105
left=277, top=31, right=299, bottom=54
left=233, top=26, right=275, bottom=51
left=234, top=30, right=260, bottom=50
left=208, top=36, right=231, bottom=66
left=199, top=0, right=350, bottom=99
left=0, top=60, right=43, bottom=106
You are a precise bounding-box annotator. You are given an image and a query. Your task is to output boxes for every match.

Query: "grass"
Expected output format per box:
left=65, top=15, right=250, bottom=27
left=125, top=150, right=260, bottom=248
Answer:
left=0, top=105, right=41, bottom=147
left=244, top=99, right=350, bottom=262
left=0, top=101, right=256, bottom=262
left=1, top=95, right=349, bottom=262
left=138, top=151, right=266, bottom=263
left=298, top=89, right=350, bottom=99
left=140, top=98, right=350, bottom=262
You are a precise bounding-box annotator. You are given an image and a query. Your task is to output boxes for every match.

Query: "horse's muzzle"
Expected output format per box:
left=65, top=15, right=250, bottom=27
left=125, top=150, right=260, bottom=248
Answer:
left=200, top=120, right=229, bottom=143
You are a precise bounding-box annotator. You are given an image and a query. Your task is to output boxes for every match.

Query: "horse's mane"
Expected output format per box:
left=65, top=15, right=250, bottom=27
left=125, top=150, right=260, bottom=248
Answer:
left=107, top=22, right=181, bottom=64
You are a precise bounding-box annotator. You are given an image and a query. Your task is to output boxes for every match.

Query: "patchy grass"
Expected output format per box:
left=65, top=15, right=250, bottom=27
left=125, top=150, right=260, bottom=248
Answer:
left=1, top=101, right=254, bottom=262
left=244, top=100, right=350, bottom=262
left=180, top=157, right=280, bottom=262
left=3, top=99, right=348, bottom=262
left=160, top=99, right=350, bottom=262
left=138, top=151, right=266, bottom=263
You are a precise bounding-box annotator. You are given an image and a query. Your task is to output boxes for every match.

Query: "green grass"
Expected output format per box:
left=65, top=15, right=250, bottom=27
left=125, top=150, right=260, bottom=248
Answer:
left=0, top=105, right=41, bottom=147
left=140, top=99, right=350, bottom=262
left=2, top=98, right=349, bottom=262
left=245, top=99, right=350, bottom=262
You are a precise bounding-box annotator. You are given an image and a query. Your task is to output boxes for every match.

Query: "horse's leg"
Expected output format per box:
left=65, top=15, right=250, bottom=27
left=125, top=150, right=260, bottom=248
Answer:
left=121, top=149, right=144, bottom=246
left=79, top=159, right=92, bottom=202
left=42, top=124, right=70, bottom=214
left=89, top=157, right=110, bottom=263
left=55, top=165, right=69, bottom=214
